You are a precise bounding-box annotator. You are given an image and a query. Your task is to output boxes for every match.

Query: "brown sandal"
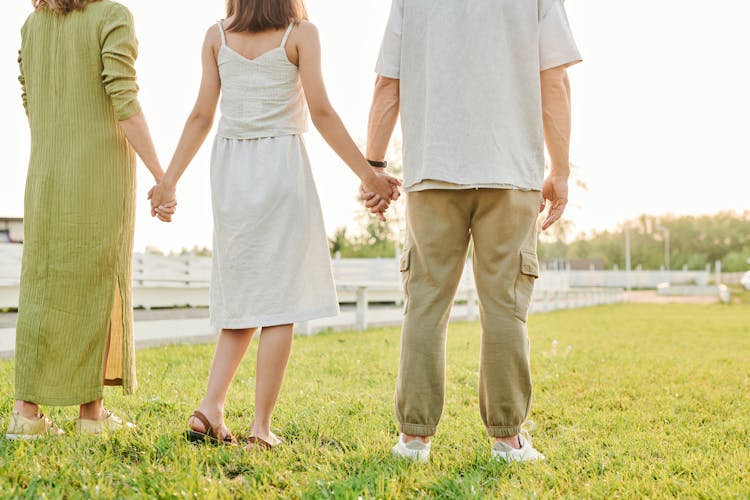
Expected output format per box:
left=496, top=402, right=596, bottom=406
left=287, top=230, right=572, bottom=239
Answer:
left=184, top=411, right=237, bottom=446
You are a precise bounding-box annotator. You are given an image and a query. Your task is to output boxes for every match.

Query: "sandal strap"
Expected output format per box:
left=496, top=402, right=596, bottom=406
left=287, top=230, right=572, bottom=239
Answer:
left=190, top=411, right=216, bottom=439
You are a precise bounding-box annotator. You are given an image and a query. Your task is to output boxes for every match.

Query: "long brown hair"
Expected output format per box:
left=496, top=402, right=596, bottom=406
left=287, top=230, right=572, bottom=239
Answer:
left=33, top=0, right=101, bottom=14
left=225, top=0, right=308, bottom=33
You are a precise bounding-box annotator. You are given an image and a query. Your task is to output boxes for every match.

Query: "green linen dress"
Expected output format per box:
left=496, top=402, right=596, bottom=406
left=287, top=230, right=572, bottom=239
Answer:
left=15, top=1, right=141, bottom=406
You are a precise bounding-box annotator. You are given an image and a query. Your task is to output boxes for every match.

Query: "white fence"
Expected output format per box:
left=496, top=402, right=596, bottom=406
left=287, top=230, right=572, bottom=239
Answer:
left=568, top=270, right=712, bottom=289
left=0, top=249, right=582, bottom=309
left=0, top=246, right=627, bottom=334
left=0, top=246, right=627, bottom=317
left=721, top=272, right=746, bottom=286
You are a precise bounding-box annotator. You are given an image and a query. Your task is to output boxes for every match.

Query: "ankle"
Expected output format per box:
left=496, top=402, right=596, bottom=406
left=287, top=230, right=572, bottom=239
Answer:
left=13, top=401, right=40, bottom=419
left=250, top=419, right=272, bottom=437
left=403, top=434, right=430, bottom=444
left=194, top=404, right=224, bottom=427
left=198, top=402, right=224, bottom=417
left=495, top=435, right=522, bottom=450
left=79, top=401, right=105, bottom=420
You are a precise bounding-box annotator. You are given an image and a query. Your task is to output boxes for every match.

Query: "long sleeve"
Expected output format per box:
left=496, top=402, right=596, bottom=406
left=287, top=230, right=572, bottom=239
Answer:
left=18, top=50, right=27, bottom=116
left=100, top=4, right=141, bottom=121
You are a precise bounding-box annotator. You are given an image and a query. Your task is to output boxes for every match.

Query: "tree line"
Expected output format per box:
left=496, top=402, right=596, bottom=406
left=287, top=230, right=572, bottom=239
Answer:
left=538, top=211, right=750, bottom=271
left=329, top=210, right=750, bottom=272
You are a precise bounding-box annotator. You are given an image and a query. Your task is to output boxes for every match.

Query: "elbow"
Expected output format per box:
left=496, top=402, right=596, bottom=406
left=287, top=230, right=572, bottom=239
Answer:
left=188, top=111, right=214, bottom=132
left=310, top=106, right=336, bottom=130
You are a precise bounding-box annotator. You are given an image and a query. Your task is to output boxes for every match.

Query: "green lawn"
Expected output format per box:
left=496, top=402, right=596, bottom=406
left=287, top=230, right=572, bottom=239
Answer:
left=1, top=301, right=749, bottom=499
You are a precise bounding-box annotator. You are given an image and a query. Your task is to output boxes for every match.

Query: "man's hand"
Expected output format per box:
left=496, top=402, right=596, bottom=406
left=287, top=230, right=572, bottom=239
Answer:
left=359, top=170, right=401, bottom=221
left=148, top=182, right=178, bottom=223
left=361, top=170, right=401, bottom=201
left=540, top=174, right=568, bottom=230
left=359, top=182, right=401, bottom=222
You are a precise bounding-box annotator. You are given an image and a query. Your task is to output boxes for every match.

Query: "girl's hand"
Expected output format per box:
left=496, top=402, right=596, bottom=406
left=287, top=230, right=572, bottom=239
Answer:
left=154, top=200, right=178, bottom=223
left=148, top=182, right=178, bottom=223
left=361, top=171, right=401, bottom=204
left=359, top=174, right=401, bottom=222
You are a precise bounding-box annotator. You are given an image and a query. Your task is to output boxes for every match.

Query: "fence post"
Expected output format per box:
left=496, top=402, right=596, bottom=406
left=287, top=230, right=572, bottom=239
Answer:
left=466, top=288, right=479, bottom=321
left=297, top=321, right=313, bottom=336
left=356, top=286, right=368, bottom=331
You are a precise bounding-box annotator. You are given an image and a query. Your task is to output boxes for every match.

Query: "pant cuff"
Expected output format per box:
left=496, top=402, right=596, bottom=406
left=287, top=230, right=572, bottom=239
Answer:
left=487, top=425, right=522, bottom=438
left=399, top=422, right=437, bottom=437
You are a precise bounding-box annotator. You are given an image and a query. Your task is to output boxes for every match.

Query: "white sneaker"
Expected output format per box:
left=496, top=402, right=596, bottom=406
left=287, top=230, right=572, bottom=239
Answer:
left=492, top=433, right=545, bottom=463
left=391, top=436, right=431, bottom=462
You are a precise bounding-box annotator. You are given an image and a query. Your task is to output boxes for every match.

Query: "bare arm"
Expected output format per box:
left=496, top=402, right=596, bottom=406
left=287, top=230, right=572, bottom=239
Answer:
left=151, top=26, right=222, bottom=209
left=117, top=112, right=178, bottom=222
left=295, top=22, right=400, bottom=202
left=541, top=65, right=572, bottom=177
left=540, top=65, right=572, bottom=230
left=361, top=76, right=401, bottom=217
left=366, top=76, right=400, bottom=162
left=118, top=112, right=163, bottom=184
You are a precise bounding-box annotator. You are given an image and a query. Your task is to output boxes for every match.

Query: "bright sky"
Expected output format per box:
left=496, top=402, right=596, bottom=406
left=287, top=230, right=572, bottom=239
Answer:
left=1, top=1, right=748, bottom=252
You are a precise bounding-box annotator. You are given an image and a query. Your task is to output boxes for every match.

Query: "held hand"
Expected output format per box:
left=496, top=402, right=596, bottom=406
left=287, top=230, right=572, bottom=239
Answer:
left=153, top=200, right=177, bottom=223
left=148, top=182, right=178, bottom=223
left=359, top=182, right=401, bottom=222
left=359, top=184, right=387, bottom=222
left=540, top=174, right=569, bottom=231
left=362, top=170, right=401, bottom=202
left=361, top=170, right=401, bottom=218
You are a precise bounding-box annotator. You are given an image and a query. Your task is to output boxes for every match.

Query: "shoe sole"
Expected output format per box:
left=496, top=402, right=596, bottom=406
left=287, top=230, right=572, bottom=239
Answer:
left=5, top=434, right=44, bottom=440
left=184, top=429, right=237, bottom=446
left=492, top=453, right=546, bottom=463
left=391, top=448, right=430, bottom=463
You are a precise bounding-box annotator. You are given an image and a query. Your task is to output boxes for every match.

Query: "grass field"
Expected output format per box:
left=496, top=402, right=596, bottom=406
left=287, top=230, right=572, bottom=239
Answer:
left=1, top=297, right=749, bottom=498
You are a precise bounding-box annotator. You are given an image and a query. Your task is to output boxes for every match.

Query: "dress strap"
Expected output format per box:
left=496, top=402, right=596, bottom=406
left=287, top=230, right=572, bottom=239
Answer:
left=217, top=20, right=227, bottom=46
left=280, top=22, right=295, bottom=48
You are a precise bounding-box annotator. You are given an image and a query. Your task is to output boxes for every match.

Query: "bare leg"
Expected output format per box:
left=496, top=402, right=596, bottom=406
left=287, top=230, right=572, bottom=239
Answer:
left=12, top=400, right=39, bottom=419
left=79, top=400, right=105, bottom=420
left=190, top=328, right=256, bottom=436
left=250, top=324, right=293, bottom=445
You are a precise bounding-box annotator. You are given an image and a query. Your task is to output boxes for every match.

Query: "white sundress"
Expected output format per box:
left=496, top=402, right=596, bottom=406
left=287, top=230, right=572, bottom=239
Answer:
left=209, top=20, right=339, bottom=329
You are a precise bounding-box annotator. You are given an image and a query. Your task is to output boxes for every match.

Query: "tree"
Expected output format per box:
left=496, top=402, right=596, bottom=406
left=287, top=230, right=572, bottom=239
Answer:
left=329, top=141, right=405, bottom=258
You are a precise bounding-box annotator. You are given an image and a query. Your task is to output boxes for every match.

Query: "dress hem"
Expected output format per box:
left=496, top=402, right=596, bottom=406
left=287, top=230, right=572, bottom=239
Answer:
left=211, top=305, right=340, bottom=330
left=14, top=388, right=104, bottom=407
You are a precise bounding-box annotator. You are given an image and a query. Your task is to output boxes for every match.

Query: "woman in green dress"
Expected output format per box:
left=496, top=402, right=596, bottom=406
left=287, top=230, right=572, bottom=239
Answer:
left=6, top=0, right=175, bottom=439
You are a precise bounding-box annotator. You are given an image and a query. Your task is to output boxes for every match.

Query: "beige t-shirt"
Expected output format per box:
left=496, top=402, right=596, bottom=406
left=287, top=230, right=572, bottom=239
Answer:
left=376, top=0, right=582, bottom=192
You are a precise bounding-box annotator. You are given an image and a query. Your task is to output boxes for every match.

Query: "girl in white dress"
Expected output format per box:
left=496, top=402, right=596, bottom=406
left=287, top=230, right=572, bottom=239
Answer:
left=151, top=0, right=400, bottom=448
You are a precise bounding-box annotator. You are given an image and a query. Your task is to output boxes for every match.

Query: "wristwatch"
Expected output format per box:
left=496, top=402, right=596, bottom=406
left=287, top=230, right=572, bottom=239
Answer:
left=367, top=160, right=388, bottom=168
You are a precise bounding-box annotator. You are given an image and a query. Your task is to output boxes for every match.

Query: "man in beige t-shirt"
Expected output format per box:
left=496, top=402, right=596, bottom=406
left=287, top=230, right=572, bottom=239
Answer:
left=363, top=0, right=581, bottom=462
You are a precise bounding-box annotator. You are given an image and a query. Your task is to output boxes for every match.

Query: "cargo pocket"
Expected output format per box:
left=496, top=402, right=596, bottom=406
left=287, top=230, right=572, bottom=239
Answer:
left=400, top=249, right=411, bottom=314
left=514, top=250, right=539, bottom=322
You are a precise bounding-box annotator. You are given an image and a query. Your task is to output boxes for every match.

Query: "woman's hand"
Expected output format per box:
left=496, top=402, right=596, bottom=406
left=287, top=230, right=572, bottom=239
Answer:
left=359, top=185, right=386, bottom=222
left=359, top=172, right=401, bottom=222
left=361, top=170, right=401, bottom=204
left=148, top=181, right=178, bottom=223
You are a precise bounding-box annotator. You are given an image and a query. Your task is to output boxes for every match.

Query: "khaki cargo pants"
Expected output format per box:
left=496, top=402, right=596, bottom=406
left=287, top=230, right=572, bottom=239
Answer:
left=396, top=188, right=540, bottom=438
